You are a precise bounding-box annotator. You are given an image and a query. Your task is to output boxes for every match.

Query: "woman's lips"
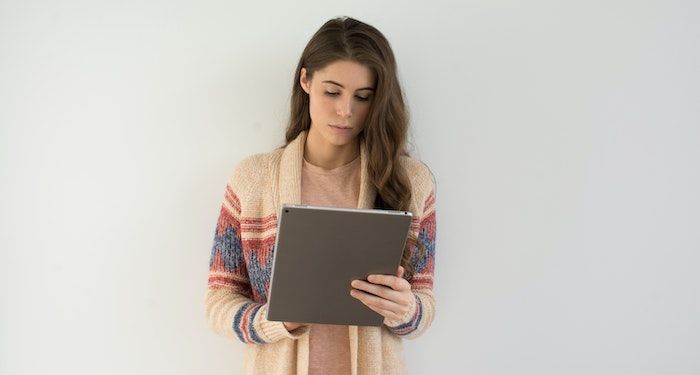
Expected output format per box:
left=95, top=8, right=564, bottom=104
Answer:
left=329, top=124, right=353, bottom=133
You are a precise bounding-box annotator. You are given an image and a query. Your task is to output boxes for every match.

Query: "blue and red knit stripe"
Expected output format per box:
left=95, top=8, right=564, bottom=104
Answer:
left=386, top=294, right=424, bottom=336
left=233, top=302, right=265, bottom=344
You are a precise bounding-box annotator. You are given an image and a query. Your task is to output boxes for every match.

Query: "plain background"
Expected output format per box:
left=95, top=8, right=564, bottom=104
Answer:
left=1, top=0, right=699, bottom=374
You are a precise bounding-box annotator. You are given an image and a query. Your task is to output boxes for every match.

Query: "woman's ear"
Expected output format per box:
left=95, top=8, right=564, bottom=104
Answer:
left=300, top=67, right=310, bottom=94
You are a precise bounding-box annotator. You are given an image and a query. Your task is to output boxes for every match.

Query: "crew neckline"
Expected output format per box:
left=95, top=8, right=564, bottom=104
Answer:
left=302, top=155, right=361, bottom=175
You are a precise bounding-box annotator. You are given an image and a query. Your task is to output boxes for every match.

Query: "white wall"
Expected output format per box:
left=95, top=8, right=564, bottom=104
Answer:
left=1, top=0, right=698, bottom=374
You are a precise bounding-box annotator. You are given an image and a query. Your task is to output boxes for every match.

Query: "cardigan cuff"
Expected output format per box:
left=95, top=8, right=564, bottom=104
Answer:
left=255, top=304, right=310, bottom=343
left=384, top=292, right=418, bottom=328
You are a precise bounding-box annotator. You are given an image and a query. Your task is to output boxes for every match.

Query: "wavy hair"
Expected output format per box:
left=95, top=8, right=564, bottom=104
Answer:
left=284, top=16, right=424, bottom=281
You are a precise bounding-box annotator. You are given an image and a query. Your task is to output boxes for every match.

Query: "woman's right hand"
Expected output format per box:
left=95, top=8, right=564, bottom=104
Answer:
left=283, top=322, right=305, bottom=332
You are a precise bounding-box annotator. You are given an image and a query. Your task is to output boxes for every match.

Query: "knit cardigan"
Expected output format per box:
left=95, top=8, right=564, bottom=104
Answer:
left=204, top=130, right=437, bottom=374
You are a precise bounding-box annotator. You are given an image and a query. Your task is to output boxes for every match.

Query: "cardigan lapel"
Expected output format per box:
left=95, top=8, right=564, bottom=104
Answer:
left=277, top=131, right=376, bottom=210
left=277, top=131, right=305, bottom=208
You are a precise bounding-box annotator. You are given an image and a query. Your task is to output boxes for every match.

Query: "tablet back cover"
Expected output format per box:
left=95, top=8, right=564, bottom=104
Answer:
left=266, top=205, right=412, bottom=326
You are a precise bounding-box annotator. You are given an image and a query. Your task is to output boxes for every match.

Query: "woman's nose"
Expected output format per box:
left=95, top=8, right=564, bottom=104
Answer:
left=336, top=97, right=352, bottom=117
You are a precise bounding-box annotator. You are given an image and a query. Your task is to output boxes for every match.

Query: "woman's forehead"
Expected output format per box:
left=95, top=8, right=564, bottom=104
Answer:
left=315, top=60, right=375, bottom=90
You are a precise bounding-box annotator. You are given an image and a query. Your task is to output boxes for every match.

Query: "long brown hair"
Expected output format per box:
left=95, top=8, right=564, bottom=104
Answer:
left=284, top=16, right=424, bottom=281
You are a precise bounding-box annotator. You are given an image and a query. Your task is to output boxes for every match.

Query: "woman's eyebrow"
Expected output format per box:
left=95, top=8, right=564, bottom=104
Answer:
left=322, top=80, right=375, bottom=91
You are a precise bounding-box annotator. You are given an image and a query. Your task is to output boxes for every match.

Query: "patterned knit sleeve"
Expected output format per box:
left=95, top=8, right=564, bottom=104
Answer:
left=385, top=184, right=437, bottom=339
left=204, top=179, right=309, bottom=345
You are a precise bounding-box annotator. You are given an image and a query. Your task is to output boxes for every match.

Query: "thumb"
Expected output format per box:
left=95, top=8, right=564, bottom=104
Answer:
left=397, top=265, right=405, bottom=279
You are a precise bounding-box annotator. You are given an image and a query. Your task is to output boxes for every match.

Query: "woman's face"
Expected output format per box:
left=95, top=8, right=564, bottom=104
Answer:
left=300, top=60, right=376, bottom=148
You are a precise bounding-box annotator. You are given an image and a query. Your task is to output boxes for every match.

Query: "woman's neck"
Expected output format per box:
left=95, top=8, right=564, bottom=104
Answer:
left=304, top=129, right=360, bottom=170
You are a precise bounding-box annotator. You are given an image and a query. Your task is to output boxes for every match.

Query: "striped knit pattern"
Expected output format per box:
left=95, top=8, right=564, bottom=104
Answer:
left=204, top=130, right=437, bottom=374
left=233, top=302, right=266, bottom=344
left=385, top=294, right=423, bottom=335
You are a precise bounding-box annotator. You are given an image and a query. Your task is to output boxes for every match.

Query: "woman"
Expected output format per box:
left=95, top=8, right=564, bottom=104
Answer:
left=205, top=16, right=437, bottom=375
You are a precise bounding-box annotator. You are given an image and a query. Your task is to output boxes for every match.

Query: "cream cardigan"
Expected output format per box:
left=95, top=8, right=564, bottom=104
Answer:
left=205, top=131, right=437, bottom=374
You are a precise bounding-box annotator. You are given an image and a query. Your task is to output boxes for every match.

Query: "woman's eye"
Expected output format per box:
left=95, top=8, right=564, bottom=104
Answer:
left=324, top=91, right=370, bottom=102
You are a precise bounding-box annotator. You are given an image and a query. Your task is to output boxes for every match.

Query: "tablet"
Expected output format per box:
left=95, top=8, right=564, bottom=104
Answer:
left=266, top=204, right=413, bottom=326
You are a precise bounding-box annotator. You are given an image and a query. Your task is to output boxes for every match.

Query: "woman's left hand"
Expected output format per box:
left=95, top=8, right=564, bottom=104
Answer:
left=350, top=266, right=414, bottom=323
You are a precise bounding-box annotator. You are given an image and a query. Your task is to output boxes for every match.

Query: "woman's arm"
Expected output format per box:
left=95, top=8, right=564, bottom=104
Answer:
left=351, top=186, right=437, bottom=339
left=205, top=181, right=309, bottom=344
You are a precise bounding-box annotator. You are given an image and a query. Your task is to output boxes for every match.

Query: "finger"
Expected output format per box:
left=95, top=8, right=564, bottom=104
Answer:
left=366, top=274, right=411, bottom=291
left=283, top=322, right=305, bottom=331
left=350, top=289, right=403, bottom=321
left=363, top=301, right=401, bottom=322
left=350, top=288, right=405, bottom=316
left=351, top=280, right=404, bottom=303
left=397, top=266, right=405, bottom=279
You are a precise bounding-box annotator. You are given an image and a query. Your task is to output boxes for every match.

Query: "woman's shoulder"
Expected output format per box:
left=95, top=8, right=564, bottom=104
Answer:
left=399, top=155, right=436, bottom=188
left=398, top=155, right=437, bottom=208
left=227, top=147, right=284, bottom=190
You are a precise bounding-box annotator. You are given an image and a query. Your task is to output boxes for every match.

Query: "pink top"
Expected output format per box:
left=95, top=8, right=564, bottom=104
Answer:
left=301, top=154, right=361, bottom=375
